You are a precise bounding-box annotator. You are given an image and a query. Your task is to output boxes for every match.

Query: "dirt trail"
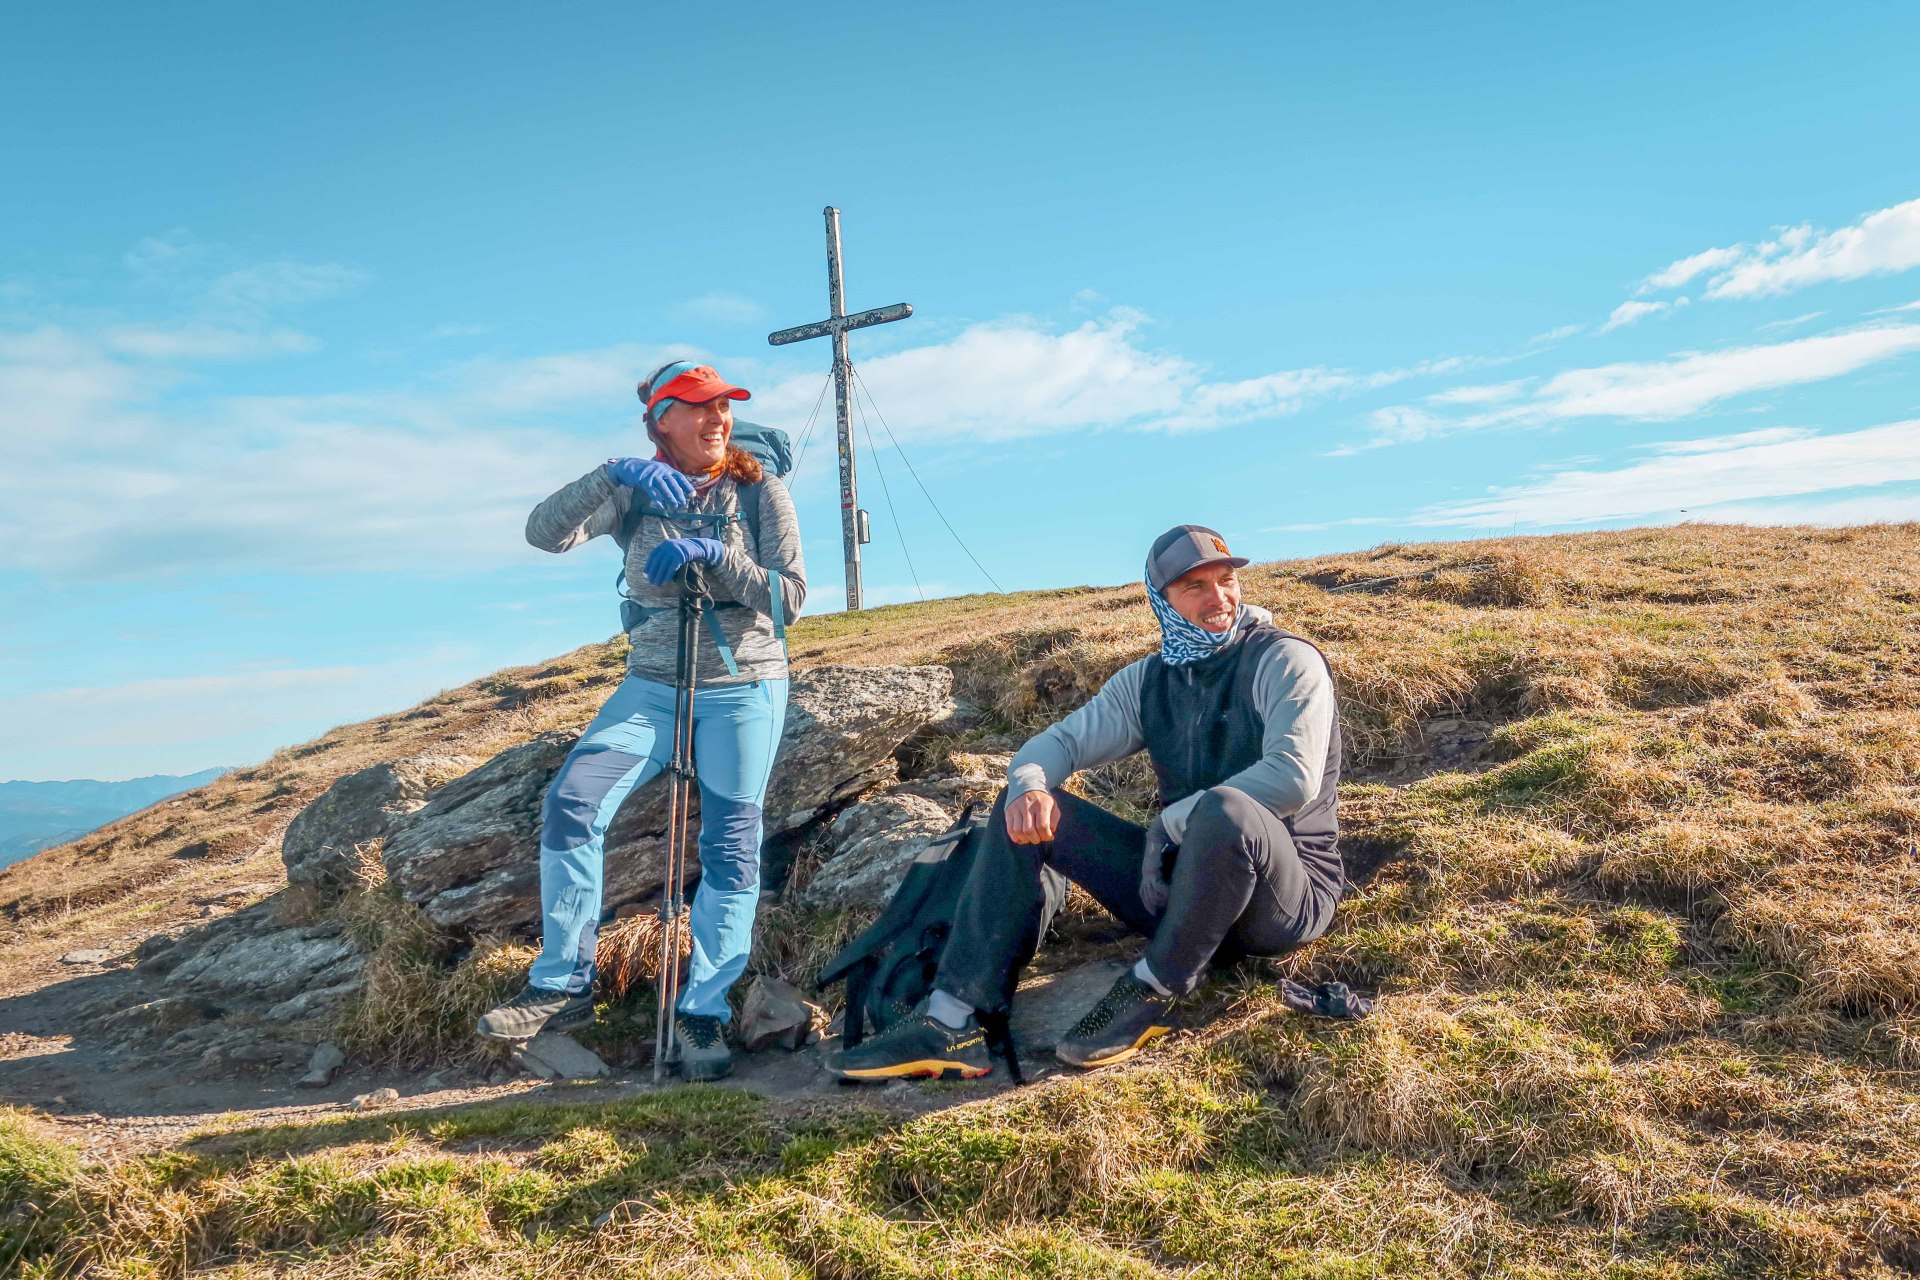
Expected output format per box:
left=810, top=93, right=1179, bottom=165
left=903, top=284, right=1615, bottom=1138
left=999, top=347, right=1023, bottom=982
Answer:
left=0, top=928, right=1119, bottom=1162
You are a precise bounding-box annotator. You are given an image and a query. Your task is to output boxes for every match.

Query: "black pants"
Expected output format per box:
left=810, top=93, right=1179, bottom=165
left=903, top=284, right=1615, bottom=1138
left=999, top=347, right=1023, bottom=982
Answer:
left=935, top=785, right=1342, bottom=1012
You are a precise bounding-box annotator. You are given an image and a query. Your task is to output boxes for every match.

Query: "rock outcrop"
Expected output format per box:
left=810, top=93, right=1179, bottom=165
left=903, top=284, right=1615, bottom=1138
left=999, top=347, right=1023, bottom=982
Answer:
left=282, top=755, right=478, bottom=889
left=799, top=790, right=956, bottom=912
left=86, top=662, right=975, bottom=1071
left=382, top=665, right=955, bottom=935
left=138, top=902, right=368, bottom=1024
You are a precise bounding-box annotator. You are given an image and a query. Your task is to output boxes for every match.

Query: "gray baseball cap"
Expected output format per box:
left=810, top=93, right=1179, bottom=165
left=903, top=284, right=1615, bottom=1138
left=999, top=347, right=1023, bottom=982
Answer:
left=1147, top=524, right=1249, bottom=591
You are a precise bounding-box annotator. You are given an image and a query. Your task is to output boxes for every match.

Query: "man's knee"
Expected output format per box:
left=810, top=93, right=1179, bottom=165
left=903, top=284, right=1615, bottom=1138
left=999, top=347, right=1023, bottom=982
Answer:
left=1182, top=786, right=1271, bottom=862
left=542, top=746, right=645, bottom=851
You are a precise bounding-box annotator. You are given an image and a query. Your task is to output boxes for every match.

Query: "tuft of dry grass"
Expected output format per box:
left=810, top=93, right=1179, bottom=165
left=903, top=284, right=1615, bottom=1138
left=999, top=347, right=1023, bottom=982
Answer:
left=595, top=908, right=692, bottom=1003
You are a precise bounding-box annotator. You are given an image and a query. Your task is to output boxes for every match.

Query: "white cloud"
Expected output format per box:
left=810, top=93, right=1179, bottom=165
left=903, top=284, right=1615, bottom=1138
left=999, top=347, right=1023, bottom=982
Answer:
left=0, top=654, right=477, bottom=779
left=104, top=324, right=317, bottom=360
left=0, top=326, right=657, bottom=577
left=1415, top=418, right=1920, bottom=528
left=1535, top=323, right=1920, bottom=419
left=1639, top=198, right=1920, bottom=300
left=1426, top=381, right=1524, bottom=406
left=1642, top=246, right=1744, bottom=292
left=1757, top=311, right=1825, bottom=333
left=754, top=310, right=1469, bottom=444
left=208, top=259, right=368, bottom=312
left=0, top=305, right=1480, bottom=580
left=1363, top=321, right=1920, bottom=445
left=674, top=292, right=767, bottom=325
left=1602, top=297, right=1687, bottom=331
left=1526, top=323, right=1585, bottom=347
left=1642, top=426, right=1814, bottom=454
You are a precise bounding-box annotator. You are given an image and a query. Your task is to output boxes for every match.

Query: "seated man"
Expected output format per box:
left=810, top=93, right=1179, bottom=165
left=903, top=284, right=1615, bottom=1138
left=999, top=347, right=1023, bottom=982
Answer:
left=828, top=524, right=1343, bottom=1079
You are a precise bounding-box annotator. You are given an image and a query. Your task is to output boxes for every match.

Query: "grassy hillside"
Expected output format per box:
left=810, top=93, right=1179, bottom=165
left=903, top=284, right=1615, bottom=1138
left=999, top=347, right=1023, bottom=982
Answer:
left=4, top=523, right=1919, bottom=1278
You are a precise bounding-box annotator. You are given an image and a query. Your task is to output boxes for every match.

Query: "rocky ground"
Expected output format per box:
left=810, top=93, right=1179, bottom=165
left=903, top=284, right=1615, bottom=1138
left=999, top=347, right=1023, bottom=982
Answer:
left=0, top=659, right=1115, bottom=1159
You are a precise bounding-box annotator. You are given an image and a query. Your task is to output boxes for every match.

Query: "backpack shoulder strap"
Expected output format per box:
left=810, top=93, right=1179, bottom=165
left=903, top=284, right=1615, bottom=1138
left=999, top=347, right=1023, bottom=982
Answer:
left=736, top=480, right=790, bottom=644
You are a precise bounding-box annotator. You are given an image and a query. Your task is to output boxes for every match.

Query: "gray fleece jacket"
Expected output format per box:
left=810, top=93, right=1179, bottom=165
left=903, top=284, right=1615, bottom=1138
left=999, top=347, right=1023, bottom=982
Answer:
left=526, top=464, right=807, bottom=687
left=1007, top=607, right=1338, bottom=840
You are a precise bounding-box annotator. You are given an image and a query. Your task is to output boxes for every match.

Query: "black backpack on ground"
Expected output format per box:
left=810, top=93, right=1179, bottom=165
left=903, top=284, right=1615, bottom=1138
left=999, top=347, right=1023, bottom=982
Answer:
left=814, top=803, right=1062, bottom=1083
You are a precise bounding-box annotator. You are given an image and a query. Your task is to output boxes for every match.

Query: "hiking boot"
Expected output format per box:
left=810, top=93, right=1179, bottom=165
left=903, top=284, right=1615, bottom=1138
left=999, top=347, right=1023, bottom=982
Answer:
left=476, top=985, right=596, bottom=1042
left=1055, top=971, right=1176, bottom=1069
left=673, top=1014, right=733, bottom=1082
left=826, top=1010, right=993, bottom=1082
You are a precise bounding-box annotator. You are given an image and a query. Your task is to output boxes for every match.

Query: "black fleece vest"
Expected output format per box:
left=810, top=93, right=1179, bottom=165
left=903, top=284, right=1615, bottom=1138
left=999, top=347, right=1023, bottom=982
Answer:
left=1139, top=622, right=1342, bottom=879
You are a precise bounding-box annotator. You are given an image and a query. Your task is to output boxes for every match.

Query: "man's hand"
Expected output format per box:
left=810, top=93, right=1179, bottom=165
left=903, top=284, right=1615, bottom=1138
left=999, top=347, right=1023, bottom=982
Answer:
left=1139, top=815, right=1173, bottom=914
left=1004, top=789, right=1060, bottom=844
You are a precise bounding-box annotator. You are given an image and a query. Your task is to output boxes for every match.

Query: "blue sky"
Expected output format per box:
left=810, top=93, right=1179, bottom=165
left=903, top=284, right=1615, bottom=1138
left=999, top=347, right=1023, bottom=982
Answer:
left=4, top=2, right=1920, bottom=780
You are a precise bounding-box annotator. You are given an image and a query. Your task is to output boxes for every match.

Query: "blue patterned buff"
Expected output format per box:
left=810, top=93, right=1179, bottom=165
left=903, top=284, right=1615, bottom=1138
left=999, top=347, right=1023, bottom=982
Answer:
left=1145, top=562, right=1249, bottom=666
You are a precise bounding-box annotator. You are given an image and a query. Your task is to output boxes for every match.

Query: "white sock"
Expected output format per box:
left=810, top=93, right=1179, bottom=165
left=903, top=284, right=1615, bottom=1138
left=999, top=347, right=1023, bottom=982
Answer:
left=927, top=988, right=975, bottom=1029
left=1133, top=956, right=1173, bottom=997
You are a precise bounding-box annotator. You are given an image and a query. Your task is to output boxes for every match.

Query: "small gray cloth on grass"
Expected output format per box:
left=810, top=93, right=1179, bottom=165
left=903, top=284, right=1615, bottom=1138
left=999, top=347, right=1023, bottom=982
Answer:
left=1279, top=979, right=1374, bottom=1020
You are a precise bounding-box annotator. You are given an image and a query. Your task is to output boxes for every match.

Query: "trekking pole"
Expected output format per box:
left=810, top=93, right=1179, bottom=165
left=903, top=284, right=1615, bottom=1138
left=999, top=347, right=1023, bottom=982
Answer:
left=652, top=562, right=706, bottom=1084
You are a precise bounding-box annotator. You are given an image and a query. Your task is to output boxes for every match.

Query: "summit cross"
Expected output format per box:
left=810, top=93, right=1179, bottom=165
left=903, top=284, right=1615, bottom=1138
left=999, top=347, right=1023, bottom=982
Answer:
left=767, top=206, right=912, bottom=612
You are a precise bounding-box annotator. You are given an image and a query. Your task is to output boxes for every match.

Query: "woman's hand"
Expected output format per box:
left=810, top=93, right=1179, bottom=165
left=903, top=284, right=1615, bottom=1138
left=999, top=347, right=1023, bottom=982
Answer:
left=1004, top=790, right=1060, bottom=844
left=606, top=457, right=696, bottom=509
left=644, top=537, right=726, bottom=585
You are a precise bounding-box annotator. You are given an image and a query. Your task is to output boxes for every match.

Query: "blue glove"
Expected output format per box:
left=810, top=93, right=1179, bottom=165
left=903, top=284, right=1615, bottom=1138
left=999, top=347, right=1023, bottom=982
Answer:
left=1139, top=815, right=1174, bottom=915
left=644, top=537, right=725, bottom=586
left=605, top=457, right=696, bottom=509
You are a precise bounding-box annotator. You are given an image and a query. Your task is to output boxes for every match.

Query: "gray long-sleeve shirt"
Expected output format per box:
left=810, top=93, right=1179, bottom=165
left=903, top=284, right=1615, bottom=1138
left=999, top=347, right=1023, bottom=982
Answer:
left=1007, top=609, right=1337, bottom=841
left=525, top=464, right=806, bottom=687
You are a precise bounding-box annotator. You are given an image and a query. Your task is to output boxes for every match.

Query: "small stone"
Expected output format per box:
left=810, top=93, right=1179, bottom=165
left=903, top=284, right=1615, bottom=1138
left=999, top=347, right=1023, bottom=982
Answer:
left=513, top=1032, right=611, bottom=1080
left=60, top=949, right=115, bottom=965
left=353, top=1086, right=401, bottom=1110
left=296, top=1041, right=346, bottom=1089
left=421, top=1073, right=448, bottom=1091
left=736, top=976, right=824, bottom=1053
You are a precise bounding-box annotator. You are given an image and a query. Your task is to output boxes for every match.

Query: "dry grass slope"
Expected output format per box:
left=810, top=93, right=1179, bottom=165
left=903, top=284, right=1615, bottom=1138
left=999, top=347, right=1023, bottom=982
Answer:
left=4, top=522, right=1920, bottom=1277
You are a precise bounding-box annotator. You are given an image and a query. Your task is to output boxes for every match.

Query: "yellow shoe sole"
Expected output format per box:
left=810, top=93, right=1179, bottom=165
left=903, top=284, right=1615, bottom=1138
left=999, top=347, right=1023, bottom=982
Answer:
left=1057, top=1023, right=1171, bottom=1070
left=832, top=1057, right=992, bottom=1082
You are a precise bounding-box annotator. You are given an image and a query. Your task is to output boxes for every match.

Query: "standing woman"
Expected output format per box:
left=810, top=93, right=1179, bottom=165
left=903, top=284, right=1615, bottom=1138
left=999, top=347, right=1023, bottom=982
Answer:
left=477, top=361, right=806, bottom=1081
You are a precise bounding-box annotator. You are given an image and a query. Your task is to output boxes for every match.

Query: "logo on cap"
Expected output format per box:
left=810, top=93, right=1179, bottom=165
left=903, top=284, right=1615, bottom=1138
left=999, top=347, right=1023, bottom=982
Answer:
left=1211, top=536, right=1230, bottom=554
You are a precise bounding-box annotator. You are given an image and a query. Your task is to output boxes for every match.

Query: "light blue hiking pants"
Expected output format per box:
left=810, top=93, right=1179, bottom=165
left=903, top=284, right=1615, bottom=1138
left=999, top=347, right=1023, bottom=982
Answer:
left=527, top=674, right=789, bottom=1021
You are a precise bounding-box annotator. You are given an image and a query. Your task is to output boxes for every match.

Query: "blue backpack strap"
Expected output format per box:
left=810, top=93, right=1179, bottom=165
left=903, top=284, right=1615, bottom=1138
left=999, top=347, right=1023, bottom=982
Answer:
left=702, top=608, right=742, bottom=678
left=767, top=567, right=785, bottom=643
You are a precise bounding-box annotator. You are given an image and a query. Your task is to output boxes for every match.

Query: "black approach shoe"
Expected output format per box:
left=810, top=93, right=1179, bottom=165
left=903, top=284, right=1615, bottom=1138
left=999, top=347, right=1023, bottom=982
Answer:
left=673, top=1014, right=734, bottom=1082
left=1055, top=971, right=1176, bottom=1069
left=475, top=985, right=596, bottom=1042
left=826, top=1010, right=993, bottom=1082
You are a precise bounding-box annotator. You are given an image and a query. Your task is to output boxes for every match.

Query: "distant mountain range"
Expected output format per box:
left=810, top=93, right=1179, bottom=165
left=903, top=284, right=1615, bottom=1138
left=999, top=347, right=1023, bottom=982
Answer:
left=0, top=768, right=229, bottom=871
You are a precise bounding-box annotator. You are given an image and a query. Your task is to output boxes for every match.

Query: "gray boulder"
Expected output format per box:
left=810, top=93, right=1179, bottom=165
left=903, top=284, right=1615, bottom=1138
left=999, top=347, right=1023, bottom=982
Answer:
left=799, top=790, right=956, bottom=912
left=382, top=665, right=954, bottom=936
left=284, top=754, right=477, bottom=889
left=147, top=902, right=365, bottom=1007
left=381, top=735, right=573, bottom=930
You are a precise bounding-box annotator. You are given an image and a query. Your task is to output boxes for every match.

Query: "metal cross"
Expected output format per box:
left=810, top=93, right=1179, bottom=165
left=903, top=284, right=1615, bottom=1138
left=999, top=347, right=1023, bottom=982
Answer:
left=767, top=206, right=912, bottom=612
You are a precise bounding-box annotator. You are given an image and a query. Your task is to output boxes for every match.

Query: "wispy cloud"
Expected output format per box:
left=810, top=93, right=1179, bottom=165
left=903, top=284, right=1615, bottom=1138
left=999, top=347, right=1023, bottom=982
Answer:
left=755, top=310, right=1475, bottom=444
left=1361, top=321, right=1920, bottom=446
left=1638, top=197, right=1920, bottom=300
left=103, top=324, right=317, bottom=360
left=207, top=259, right=368, bottom=312
left=1413, top=418, right=1920, bottom=528
left=1602, top=297, right=1687, bottom=331
left=0, top=653, right=476, bottom=778
left=673, top=292, right=767, bottom=326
